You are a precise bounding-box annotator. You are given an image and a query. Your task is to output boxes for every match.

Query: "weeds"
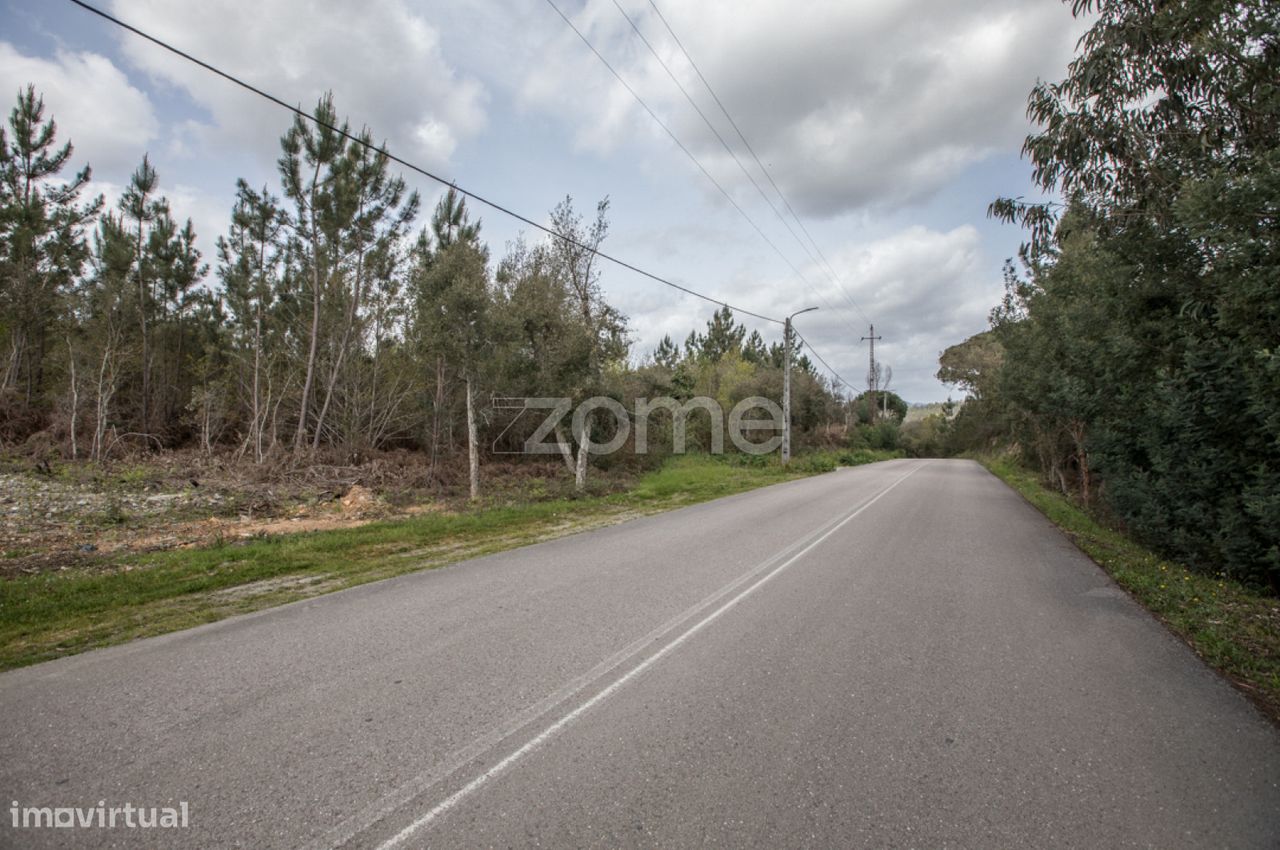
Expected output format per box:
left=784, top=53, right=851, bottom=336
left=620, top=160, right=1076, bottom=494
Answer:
left=0, top=451, right=897, bottom=670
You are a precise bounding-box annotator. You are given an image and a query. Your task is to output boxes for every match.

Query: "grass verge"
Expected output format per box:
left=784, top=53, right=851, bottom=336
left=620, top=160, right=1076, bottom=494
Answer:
left=980, top=454, right=1280, bottom=723
left=0, top=449, right=900, bottom=671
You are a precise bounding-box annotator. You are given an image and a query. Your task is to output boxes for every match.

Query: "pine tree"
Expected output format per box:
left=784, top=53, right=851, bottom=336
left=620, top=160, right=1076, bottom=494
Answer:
left=0, top=85, right=100, bottom=423
left=219, top=180, right=287, bottom=461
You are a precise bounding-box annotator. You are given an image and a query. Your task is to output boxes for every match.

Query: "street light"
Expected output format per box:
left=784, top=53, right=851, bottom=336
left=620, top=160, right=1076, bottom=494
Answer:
left=782, top=307, right=819, bottom=466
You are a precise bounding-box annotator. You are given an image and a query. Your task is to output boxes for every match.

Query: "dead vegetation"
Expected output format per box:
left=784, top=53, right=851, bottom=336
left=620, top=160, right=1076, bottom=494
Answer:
left=0, top=445, right=635, bottom=578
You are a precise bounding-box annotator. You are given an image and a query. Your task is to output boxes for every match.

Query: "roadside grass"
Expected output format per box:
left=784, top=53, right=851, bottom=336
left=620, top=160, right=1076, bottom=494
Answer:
left=981, top=455, right=1280, bottom=723
left=0, top=449, right=901, bottom=671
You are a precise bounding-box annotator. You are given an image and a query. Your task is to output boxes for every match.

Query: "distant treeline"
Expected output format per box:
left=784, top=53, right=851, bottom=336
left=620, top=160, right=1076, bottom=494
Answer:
left=932, top=1, right=1279, bottom=589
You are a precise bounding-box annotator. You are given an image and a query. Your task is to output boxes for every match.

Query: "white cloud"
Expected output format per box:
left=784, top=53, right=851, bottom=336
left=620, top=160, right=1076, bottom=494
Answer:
left=108, top=0, right=488, bottom=171
left=513, top=0, right=1083, bottom=215
left=616, top=223, right=997, bottom=398
left=0, top=42, right=158, bottom=174
left=5, top=0, right=1045, bottom=400
left=798, top=226, right=996, bottom=398
left=167, top=183, right=237, bottom=271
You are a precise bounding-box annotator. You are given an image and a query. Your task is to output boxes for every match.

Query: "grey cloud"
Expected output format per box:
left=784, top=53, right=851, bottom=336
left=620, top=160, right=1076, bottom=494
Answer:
left=614, top=223, right=999, bottom=400
left=519, top=0, right=1083, bottom=216
left=109, top=0, right=487, bottom=171
left=0, top=43, right=158, bottom=175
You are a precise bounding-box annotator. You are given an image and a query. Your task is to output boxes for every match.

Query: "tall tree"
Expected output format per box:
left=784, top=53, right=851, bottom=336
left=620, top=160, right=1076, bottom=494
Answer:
left=219, top=180, right=287, bottom=461
left=0, top=85, right=100, bottom=419
left=547, top=195, right=627, bottom=491
left=985, top=0, right=1280, bottom=586
left=278, top=93, right=419, bottom=454
left=279, top=93, right=349, bottom=454
left=693, top=306, right=747, bottom=362
left=77, top=212, right=135, bottom=459
left=117, top=155, right=166, bottom=436
left=653, top=334, right=679, bottom=369
left=409, top=191, right=488, bottom=498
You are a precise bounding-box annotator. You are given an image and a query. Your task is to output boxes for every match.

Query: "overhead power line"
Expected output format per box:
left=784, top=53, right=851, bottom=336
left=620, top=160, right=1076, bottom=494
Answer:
left=65, top=0, right=783, bottom=325
left=541, top=0, right=839, bottom=316
left=793, top=329, right=856, bottom=393
left=608, top=0, right=837, bottom=313
left=67, top=0, right=864, bottom=382
left=644, top=0, right=872, bottom=326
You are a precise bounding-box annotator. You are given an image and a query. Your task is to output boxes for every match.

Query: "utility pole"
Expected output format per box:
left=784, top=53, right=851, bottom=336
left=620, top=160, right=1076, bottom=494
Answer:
left=881, top=364, right=893, bottom=419
left=782, top=307, right=819, bottom=466
left=860, top=324, right=882, bottom=424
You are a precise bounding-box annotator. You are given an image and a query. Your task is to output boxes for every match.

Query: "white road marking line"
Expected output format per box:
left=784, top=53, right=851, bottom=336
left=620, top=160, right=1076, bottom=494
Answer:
left=313, top=487, right=848, bottom=850
left=375, top=462, right=923, bottom=848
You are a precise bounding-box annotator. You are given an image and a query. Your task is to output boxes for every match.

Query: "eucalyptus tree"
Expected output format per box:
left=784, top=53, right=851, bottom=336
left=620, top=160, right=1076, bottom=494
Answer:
left=985, top=0, right=1280, bottom=585
left=547, top=195, right=628, bottom=491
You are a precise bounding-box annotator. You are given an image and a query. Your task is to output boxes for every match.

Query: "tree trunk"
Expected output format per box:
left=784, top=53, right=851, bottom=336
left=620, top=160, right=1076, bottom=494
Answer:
left=92, top=341, right=116, bottom=463
left=466, top=375, right=479, bottom=502
left=293, top=162, right=324, bottom=456
left=66, top=338, right=78, bottom=460
left=294, top=270, right=321, bottom=454
left=428, top=355, right=444, bottom=483
left=252, top=302, right=263, bottom=463
left=134, top=215, right=152, bottom=440
left=553, top=423, right=577, bottom=476
left=311, top=228, right=367, bottom=453
left=270, top=378, right=287, bottom=456
left=573, top=410, right=591, bottom=493
left=1069, top=420, right=1091, bottom=506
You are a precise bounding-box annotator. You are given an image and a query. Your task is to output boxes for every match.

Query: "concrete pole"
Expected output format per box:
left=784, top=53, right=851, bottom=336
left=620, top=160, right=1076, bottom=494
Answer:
left=781, top=307, right=817, bottom=466
left=860, top=324, right=882, bottom=425
left=782, top=316, right=792, bottom=466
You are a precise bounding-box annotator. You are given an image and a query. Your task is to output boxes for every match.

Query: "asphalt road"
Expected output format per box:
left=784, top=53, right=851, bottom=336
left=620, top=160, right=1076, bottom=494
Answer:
left=2, top=459, right=1278, bottom=848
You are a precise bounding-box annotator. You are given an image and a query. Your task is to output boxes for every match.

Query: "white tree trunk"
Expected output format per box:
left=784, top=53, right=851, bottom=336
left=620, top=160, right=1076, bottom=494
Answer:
left=466, top=375, right=479, bottom=502
left=66, top=338, right=78, bottom=460
left=92, top=343, right=116, bottom=463
left=429, top=356, right=444, bottom=482
left=293, top=163, right=323, bottom=455
left=573, top=410, right=591, bottom=493
left=553, top=423, right=577, bottom=476
left=252, top=304, right=263, bottom=463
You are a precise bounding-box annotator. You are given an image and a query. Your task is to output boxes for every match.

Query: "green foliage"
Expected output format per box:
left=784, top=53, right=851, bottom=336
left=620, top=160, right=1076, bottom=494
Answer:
left=790, top=447, right=902, bottom=474
left=899, top=412, right=948, bottom=458
left=0, top=85, right=100, bottom=427
left=685, top=306, right=746, bottom=362
left=0, top=449, right=896, bottom=669
left=983, top=454, right=1280, bottom=722
left=0, top=86, right=858, bottom=499
left=970, top=0, right=1280, bottom=589
left=936, top=329, right=1002, bottom=400
left=849, top=390, right=907, bottom=425
left=992, top=0, right=1279, bottom=253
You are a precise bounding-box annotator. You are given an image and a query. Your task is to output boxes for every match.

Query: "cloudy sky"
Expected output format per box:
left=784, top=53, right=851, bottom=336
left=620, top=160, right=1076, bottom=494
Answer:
left=1, top=0, right=1085, bottom=402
